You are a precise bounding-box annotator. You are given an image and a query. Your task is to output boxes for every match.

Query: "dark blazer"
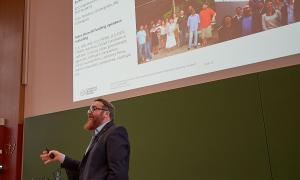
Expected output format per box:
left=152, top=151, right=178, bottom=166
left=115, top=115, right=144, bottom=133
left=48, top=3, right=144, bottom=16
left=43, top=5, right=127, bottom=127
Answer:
left=61, top=122, right=130, bottom=180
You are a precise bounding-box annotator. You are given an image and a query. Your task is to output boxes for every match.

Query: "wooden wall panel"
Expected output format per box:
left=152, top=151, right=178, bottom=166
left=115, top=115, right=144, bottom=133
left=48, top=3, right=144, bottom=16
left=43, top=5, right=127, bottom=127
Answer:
left=0, top=0, right=25, bottom=179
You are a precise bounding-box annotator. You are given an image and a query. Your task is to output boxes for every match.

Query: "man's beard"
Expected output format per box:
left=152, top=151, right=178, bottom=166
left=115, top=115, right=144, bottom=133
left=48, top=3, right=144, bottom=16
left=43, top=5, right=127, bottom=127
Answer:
left=84, top=111, right=105, bottom=130
left=84, top=120, right=93, bottom=130
left=84, top=118, right=98, bottom=130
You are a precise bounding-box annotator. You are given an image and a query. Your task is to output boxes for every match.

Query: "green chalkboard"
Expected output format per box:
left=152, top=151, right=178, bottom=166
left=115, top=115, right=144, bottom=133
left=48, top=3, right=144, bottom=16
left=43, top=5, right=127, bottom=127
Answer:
left=23, top=64, right=300, bottom=180
left=258, top=65, right=300, bottom=180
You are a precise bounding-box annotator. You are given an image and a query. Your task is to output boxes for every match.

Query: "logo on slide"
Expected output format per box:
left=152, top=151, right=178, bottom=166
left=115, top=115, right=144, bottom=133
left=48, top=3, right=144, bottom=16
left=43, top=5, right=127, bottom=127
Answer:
left=80, top=86, right=98, bottom=96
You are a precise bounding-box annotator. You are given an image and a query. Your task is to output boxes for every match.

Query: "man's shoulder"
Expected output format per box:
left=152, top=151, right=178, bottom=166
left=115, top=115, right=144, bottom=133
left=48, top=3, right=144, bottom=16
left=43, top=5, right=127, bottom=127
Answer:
left=209, top=8, right=216, bottom=13
left=107, top=123, right=128, bottom=134
left=104, top=124, right=129, bottom=143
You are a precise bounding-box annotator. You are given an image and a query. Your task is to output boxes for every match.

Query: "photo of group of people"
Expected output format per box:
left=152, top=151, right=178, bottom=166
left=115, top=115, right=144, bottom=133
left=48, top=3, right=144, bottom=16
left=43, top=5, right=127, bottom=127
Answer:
left=135, top=0, right=299, bottom=64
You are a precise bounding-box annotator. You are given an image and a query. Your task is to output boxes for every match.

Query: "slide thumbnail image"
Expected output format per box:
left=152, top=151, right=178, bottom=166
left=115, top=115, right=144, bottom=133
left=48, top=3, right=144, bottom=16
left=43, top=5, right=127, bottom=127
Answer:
left=135, top=0, right=299, bottom=64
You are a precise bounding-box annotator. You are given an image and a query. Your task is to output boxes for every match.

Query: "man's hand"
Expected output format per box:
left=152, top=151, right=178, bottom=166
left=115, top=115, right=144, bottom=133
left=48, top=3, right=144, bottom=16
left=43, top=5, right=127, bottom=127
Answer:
left=40, top=150, right=64, bottom=164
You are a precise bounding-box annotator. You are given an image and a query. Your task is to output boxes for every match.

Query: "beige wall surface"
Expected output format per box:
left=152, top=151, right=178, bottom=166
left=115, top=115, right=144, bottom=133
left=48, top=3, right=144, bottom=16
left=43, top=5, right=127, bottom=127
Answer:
left=24, top=0, right=300, bottom=118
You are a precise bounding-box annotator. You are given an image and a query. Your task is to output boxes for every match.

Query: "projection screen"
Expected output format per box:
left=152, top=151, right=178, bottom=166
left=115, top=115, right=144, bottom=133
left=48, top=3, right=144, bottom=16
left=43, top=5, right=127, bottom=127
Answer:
left=73, top=0, right=300, bottom=101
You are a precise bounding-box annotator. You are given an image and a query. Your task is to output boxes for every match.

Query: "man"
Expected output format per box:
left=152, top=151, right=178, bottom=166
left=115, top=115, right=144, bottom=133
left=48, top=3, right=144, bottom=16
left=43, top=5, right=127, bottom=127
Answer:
left=136, top=25, right=147, bottom=62
left=144, top=24, right=152, bottom=62
left=40, top=98, right=130, bottom=180
left=251, top=1, right=265, bottom=33
left=241, top=5, right=254, bottom=36
left=218, top=15, right=235, bottom=42
left=286, top=0, right=296, bottom=24
left=232, top=6, right=243, bottom=38
left=177, top=10, right=187, bottom=47
left=283, top=0, right=296, bottom=25
left=199, top=3, right=216, bottom=46
left=187, top=8, right=200, bottom=50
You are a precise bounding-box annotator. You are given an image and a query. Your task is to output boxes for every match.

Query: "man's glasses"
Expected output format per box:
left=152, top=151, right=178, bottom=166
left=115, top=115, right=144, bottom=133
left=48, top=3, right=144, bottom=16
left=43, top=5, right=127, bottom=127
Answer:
left=87, top=106, right=108, bottom=114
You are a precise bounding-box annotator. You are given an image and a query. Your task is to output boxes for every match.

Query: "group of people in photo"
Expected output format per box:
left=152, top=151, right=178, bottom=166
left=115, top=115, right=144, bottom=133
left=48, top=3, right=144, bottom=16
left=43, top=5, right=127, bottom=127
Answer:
left=218, top=0, right=298, bottom=42
left=136, top=0, right=299, bottom=64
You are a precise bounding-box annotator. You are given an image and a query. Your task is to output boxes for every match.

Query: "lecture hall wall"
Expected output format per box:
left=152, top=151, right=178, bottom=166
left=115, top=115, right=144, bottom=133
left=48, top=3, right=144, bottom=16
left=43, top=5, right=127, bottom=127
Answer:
left=24, top=0, right=300, bottom=118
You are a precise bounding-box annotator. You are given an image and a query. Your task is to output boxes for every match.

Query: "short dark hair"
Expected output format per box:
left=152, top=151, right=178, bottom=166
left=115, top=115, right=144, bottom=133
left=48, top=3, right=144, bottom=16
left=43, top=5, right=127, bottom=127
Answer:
left=94, top=98, right=115, bottom=120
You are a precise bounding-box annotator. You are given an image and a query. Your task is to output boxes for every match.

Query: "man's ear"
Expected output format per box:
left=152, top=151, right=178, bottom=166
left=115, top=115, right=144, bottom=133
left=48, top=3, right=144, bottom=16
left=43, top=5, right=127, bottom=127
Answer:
left=105, top=111, right=110, bottom=118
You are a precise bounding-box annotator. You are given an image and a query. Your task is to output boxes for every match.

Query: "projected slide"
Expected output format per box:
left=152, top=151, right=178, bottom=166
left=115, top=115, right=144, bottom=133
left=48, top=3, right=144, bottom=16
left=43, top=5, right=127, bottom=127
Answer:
left=73, top=0, right=300, bottom=101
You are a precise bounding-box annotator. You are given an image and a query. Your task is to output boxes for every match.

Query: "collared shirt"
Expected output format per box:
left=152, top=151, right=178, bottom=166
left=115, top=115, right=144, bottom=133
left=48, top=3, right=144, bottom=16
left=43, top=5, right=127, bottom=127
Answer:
left=200, top=8, right=216, bottom=28
left=242, top=16, right=253, bottom=35
left=95, top=120, right=111, bottom=136
left=136, top=30, right=146, bottom=45
left=84, top=120, right=111, bottom=154
left=287, top=4, right=295, bottom=24
left=187, top=14, right=200, bottom=32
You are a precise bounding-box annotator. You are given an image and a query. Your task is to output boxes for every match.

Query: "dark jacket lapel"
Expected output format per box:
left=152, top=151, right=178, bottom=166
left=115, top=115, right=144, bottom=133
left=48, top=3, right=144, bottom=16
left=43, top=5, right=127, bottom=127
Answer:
left=83, top=121, right=114, bottom=157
